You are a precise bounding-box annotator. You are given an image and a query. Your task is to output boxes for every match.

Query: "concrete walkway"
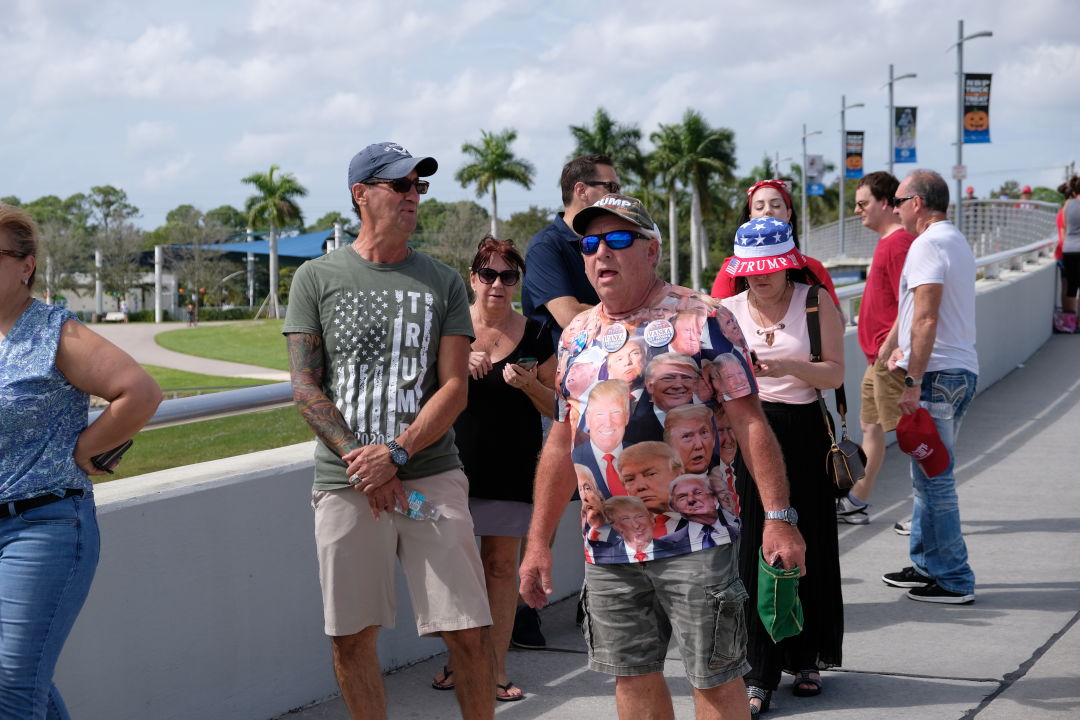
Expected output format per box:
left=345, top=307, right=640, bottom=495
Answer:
left=280, top=334, right=1080, bottom=719
left=91, top=321, right=290, bottom=381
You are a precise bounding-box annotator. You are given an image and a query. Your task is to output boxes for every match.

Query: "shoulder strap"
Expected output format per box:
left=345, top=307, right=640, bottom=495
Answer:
left=804, top=284, right=849, bottom=426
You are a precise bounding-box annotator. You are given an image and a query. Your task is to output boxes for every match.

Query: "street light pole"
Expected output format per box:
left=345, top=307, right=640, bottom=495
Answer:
left=884, top=64, right=917, bottom=175
left=801, top=124, right=822, bottom=248
left=839, top=95, right=865, bottom=257
left=951, top=19, right=993, bottom=234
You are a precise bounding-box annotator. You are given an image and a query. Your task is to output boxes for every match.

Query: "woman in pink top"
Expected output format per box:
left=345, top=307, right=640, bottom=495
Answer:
left=719, top=218, right=845, bottom=715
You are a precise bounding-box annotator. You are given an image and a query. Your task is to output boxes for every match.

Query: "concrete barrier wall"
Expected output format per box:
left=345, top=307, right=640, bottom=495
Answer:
left=53, top=258, right=1054, bottom=720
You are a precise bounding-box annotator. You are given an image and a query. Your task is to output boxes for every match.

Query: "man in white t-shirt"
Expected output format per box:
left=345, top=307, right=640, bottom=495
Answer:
left=881, top=169, right=979, bottom=605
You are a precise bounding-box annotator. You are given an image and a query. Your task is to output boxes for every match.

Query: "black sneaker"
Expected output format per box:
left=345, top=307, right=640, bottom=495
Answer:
left=894, top=519, right=911, bottom=535
left=907, top=582, right=975, bottom=604
left=510, top=605, right=546, bottom=649
left=882, top=566, right=932, bottom=588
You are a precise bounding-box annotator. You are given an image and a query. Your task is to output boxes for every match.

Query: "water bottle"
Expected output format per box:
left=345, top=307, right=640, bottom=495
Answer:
left=395, top=490, right=442, bottom=521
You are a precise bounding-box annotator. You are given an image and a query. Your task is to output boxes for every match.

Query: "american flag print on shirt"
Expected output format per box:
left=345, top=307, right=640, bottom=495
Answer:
left=329, top=287, right=434, bottom=446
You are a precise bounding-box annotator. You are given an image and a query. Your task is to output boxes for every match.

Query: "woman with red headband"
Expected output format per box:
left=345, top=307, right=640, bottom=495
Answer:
left=711, top=180, right=840, bottom=307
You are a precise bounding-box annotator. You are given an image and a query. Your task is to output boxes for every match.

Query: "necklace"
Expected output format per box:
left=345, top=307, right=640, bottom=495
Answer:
left=748, top=282, right=793, bottom=347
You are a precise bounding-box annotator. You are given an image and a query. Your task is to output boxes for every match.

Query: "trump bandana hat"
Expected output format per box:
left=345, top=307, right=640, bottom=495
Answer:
left=722, top=217, right=807, bottom=277
left=896, top=408, right=950, bottom=478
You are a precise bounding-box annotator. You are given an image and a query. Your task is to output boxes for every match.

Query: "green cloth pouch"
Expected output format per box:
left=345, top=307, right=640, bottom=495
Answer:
left=757, top=546, right=804, bottom=643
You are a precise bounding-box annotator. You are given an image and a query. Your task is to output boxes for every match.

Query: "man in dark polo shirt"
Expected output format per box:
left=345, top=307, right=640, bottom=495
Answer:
left=522, top=155, right=621, bottom=348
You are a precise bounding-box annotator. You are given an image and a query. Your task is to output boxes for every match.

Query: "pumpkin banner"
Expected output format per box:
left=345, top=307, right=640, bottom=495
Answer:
left=894, top=107, right=917, bottom=163
left=963, top=73, right=992, bottom=144
left=844, top=131, right=865, bottom=179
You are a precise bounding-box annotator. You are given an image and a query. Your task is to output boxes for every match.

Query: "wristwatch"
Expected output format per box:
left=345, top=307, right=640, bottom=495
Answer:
left=764, top=507, right=799, bottom=525
left=903, top=375, right=921, bottom=388
left=385, top=440, right=410, bottom=468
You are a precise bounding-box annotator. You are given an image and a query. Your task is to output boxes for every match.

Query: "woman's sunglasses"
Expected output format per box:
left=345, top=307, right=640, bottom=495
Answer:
left=579, top=230, right=649, bottom=256
left=476, top=267, right=521, bottom=286
left=363, top=177, right=430, bottom=195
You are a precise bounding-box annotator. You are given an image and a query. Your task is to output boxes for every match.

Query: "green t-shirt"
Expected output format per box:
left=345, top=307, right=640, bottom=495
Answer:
left=283, top=246, right=473, bottom=490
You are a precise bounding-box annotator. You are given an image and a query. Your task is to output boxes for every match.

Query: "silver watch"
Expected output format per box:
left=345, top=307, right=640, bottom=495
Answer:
left=764, top=507, right=799, bottom=525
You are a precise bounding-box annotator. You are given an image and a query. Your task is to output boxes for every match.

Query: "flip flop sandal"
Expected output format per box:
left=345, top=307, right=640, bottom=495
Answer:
left=792, top=669, right=822, bottom=697
left=431, top=665, right=455, bottom=691
left=496, top=681, right=524, bottom=702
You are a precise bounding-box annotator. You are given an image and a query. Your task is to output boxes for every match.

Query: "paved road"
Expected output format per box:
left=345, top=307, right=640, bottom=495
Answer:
left=91, top=321, right=290, bottom=382
left=281, top=335, right=1080, bottom=719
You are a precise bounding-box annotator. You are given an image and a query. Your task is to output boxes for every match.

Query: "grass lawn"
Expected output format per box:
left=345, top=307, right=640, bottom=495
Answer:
left=155, top=319, right=289, bottom=371
left=141, top=364, right=272, bottom=398
left=100, top=405, right=313, bottom=481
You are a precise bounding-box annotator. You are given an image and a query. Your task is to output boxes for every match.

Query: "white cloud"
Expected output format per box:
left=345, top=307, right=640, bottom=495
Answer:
left=127, top=121, right=176, bottom=154
left=226, top=132, right=293, bottom=166
left=143, top=152, right=193, bottom=188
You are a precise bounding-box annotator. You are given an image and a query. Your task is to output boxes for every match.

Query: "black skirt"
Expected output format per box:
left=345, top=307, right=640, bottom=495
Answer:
left=735, top=400, right=844, bottom=689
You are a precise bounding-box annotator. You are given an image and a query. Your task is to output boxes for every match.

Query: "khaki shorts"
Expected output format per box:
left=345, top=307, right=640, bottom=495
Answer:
left=860, top=357, right=906, bottom=432
left=312, top=467, right=492, bottom=637
left=581, top=543, right=750, bottom=689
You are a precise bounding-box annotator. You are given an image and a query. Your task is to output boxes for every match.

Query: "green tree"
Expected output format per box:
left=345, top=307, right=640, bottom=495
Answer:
left=98, top=221, right=146, bottom=307
left=991, top=180, right=1021, bottom=200
left=569, top=107, right=643, bottom=181
left=651, top=110, right=736, bottom=291
left=307, top=210, right=356, bottom=234
left=504, top=206, right=557, bottom=250
left=205, top=205, right=248, bottom=233
left=455, top=128, right=535, bottom=236
left=649, top=124, right=686, bottom=285
left=414, top=199, right=490, bottom=277
left=1, top=196, right=21, bottom=206
left=86, top=186, right=139, bottom=312
left=242, top=165, right=307, bottom=318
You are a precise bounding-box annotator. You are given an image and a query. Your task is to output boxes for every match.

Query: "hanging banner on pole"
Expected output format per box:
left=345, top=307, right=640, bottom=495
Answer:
left=963, top=73, right=992, bottom=144
left=806, top=154, right=825, bottom=195
left=894, top=107, right=917, bottom=163
left=844, top=131, right=864, bottom=179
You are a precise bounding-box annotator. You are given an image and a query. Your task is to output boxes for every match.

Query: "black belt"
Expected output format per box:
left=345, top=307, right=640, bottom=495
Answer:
left=0, top=489, right=83, bottom=519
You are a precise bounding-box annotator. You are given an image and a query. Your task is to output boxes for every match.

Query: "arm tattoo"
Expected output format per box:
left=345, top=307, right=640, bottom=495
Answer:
left=287, top=333, right=359, bottom=457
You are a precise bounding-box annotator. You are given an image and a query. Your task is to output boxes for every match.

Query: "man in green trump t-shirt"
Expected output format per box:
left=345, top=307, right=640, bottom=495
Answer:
left=284, top=142, right=494, bottom=720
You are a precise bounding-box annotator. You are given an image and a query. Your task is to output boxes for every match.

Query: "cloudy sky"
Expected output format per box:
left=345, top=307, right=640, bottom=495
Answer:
left=3, top=0, right=1078, bottom=230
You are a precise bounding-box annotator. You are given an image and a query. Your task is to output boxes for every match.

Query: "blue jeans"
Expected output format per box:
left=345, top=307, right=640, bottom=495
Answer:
left=0, top=493, right=100, bottom=719
left=910, top=370, right=977, bottom=595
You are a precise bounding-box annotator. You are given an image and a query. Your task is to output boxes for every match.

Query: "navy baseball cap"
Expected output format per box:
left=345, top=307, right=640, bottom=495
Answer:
left=347, top=142, right=438, bottom=190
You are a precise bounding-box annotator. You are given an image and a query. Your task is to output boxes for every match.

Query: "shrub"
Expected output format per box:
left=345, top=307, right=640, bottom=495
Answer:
left=196, top=307, right=257, bottom=321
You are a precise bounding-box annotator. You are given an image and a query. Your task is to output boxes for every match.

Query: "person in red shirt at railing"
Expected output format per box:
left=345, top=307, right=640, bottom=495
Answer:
left=711, top=179, right=840, bottom=307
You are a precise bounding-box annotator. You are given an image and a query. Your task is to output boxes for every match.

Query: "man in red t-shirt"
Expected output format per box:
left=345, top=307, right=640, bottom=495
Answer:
left=836, top=171, right=916, bottom=525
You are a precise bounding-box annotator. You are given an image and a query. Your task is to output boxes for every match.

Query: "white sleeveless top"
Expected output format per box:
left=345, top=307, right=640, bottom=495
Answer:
left=726, top=283, right=817, bottom=405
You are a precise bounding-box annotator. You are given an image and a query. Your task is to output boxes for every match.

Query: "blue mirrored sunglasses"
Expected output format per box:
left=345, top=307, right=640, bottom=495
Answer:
left=579, top=230, right=649, bottom=255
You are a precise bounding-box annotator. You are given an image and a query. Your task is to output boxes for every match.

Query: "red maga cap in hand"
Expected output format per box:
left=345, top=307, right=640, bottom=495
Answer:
left=896, top=408, right=949, bottom=478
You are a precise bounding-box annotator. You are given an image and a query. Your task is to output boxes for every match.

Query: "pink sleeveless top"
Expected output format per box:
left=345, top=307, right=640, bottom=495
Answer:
left=727, top=283, right=816, bottom=405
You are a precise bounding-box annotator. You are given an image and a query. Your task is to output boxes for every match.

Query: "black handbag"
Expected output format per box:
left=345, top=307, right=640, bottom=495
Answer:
left=805, top=287, right=866, bottom=492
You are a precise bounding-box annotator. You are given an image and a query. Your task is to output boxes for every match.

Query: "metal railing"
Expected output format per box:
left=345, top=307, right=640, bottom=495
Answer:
left=96, top=204, right=1061, bottom=431
left=804, top=199, right=1059, bottom=263
left=88, top=382, right=293, bottom=430
left=833, top=234, right=1057, bottom=324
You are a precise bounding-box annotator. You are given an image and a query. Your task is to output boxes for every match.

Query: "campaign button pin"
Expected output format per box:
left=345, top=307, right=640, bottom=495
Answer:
left=601, top=323, right=628, bottom=353
left=644, top=319, right=674, bottom=347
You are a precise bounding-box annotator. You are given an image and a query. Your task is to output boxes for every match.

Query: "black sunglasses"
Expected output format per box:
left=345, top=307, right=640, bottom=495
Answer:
left=891, top=195, right=916, bottom=208
left=363, top=177, right=430, bottom=195
left=476, top=267, right=521, bottom=286
left=579, top=230, right=649, bottom=255
left=584, top=180, right=621, bottom=194
left=0, top=249, right=28, bottom=259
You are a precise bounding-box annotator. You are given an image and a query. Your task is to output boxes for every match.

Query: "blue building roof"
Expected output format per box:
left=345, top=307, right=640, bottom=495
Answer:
left=198, top=229, right=338, bottom=258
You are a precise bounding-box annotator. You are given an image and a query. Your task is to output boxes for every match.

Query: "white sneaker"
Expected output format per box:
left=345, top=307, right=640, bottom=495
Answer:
left=836, top=496, right=870, bottom=525
left=894, top=519, right=912, bottom=535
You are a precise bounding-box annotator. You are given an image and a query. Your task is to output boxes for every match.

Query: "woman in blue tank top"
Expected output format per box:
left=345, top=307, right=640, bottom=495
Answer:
left=0, top=204, right=162, bottom=719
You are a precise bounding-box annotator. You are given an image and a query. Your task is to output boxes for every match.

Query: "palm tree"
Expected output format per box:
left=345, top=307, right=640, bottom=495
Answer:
left=242, top=165, right=307, bottom=319
left=652, top=110, right=736, bottom=292
left=455, top=129, right=535, bottom=236
left=569, top=107, right=643, bottom=180
left=649, top=124, right=685, bottom=285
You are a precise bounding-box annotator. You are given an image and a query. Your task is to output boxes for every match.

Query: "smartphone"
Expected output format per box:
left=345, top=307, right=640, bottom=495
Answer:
left=516, top=357, right=538, bottom=370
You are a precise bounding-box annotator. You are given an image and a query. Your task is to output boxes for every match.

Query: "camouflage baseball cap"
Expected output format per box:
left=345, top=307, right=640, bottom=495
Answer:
left=572, top=193, right=657, bottom=236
